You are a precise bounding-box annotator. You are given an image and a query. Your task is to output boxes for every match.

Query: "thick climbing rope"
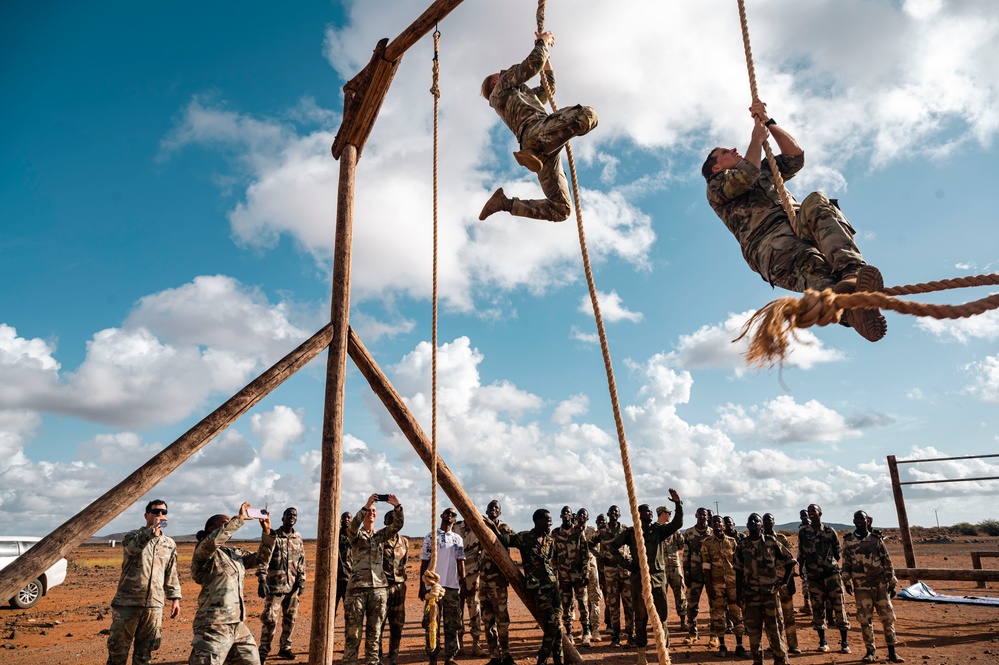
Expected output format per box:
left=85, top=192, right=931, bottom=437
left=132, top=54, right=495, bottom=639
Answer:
left=737, top=272, right=999, bottom=367
left=535, top=2, right=671, bottom=664
left=423, top=26, right=445, bottom=649
left=736, top=0, right=798, bottom=228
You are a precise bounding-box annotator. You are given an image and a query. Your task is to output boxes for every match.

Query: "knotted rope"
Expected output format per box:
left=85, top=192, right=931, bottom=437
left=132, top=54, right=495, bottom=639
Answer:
left=737, top=0, right=798, bottom=227
left=423, top=26, right=445, bottom=649
left=536, top=2, right=671, bottom=663
left=738, top=273, right=999, bottom=368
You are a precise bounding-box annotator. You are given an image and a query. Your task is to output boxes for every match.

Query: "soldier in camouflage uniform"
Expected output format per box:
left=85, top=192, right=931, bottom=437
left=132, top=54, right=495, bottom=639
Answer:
left=189, top=503, right=275, bottom=665
left=842, top=511, right=905, bottom=663
left=576, top=508, right=603, bottom=643
left=257, top=507, right=306, bottom=663
left=656, top=506, right=688, bottom=631
left=599, top=505, right=634, bottom=647
left=380, top=508, right=409, bottom=665
left=735, top=514, right=795, bottom=665
left=702, top=514, right=747, bottom=656
left=107, top=499, right=182, bottom=665
left=608, top=494, right=685, bottom=665
left=454, top=517, right=483, bottom=656
left=798, top=503, right=850, bottom=654
left=681, top=507, right=712, bottom=644
left=490, top=509, right=563, bottom=665
left=344, top=494, right=404, bottom=665
left=724, top=516, right=744, bottom=543
left=703, top=99, right=886, bottom=343
left=420, top=507, right=466, bottom=665
left=337, top=511, right=353, bottom=613
left=478, top=30, right=598, bottom=223
left=797, top=510, right=811, bottom=616
left=762, top=513, right=800, bottom=654
left=553, top=506, right=591, bottom=644
left=594, top=513, right=610, bottom=639
left=480, top=500, right=516, bottom=665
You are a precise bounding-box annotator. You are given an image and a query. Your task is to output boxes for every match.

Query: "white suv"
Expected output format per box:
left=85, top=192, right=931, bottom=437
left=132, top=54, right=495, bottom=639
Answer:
left=0, top=537, right=68, bottom=609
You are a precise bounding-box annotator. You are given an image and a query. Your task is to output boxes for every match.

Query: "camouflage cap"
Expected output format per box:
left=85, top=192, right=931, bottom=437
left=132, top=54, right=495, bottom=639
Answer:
left=656, top=505, right=671, bottom=516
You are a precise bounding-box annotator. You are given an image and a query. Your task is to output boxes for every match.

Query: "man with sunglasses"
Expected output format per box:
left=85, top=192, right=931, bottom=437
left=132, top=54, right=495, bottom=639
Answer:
left=420, top=507, right=466, bottom=665
left=107, top=499, right=182, bottom=665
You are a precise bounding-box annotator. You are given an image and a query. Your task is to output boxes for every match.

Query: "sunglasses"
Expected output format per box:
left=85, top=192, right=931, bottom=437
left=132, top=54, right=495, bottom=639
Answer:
left=149, top=508, right=168, bottom=516
left=443, top=511, right=457, bottom=518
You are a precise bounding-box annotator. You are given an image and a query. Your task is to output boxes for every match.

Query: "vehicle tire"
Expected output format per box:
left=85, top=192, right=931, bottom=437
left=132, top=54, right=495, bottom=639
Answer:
left=10, top=579, right=42, bottom=609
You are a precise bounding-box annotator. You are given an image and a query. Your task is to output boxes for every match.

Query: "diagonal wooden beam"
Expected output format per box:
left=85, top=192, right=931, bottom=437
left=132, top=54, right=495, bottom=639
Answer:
left=346, top=327, right=583, bottom=664
left=0, top=323, right=335, bottom=604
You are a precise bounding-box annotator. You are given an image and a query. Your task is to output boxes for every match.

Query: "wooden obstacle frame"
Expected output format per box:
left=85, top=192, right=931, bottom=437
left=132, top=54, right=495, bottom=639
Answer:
left=0, top=2, right=589, bottom=664
left=887, top=453, right=999, bottom=586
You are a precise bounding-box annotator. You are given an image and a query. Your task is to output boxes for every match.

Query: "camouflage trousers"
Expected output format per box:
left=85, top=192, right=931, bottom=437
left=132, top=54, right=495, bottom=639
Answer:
left=630, top=575, right=671, bottom=648
left=665, top=565, right=688, bottom=625
left=511, top=105, right=599, bottom=222
left=603, top=566, right=634, bottom=639
left=707, top=578, right=745, bottom=638
left=750, top=191, right=864, bottom=293
left=559, top=576, right=589, bottom=635
left=531, top=583, right=563, bottom=663
left=777, top=584, right=798, bottom=650
left=479, top=583, right=511, bottom=657
left=188, top=621, right=259, bottom=665
left=259, top=592, right=299, bottom=656
left=586, top=558, right=602, bottom=634
left=743, top=591, right=788, bottom=665
left=806, top=572, right=849, bottom=631
left=107, top=604, right=163, bottom=665
left=854, top=585, right=897, bottom=648
left=344, top=587, right=388, bottom=665
left=459, top=575, right=481, bottom=643
left=423, top=587, right=461, bottom=660
left=380, top=582, right=407, bottom=662
left=685, top=576, right=706, bottom=636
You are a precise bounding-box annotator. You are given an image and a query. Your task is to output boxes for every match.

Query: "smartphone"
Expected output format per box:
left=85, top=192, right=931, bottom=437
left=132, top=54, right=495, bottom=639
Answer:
left=246, top=508, right=269, bottom=519
left=376, top=494, right=390, bottom=502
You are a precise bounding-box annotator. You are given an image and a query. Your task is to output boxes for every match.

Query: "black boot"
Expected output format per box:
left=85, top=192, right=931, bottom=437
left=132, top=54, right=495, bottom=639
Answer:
left=734, top=635, right=748, bottom=657
left=887, top=645, right=905, bottom=663
left=840, top=628, right=851, bottom=654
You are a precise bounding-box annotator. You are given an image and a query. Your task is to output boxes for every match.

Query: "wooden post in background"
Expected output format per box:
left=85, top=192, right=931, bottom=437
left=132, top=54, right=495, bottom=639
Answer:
left=887, top=455, right=918, bottom=582
left=309, top=145, right=357, bottom=665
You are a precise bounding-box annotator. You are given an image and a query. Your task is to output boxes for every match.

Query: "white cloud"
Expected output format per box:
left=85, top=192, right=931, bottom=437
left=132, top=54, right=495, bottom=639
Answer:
left=918, top=309, right=999, bottom=343
left=965, top=355, right=999, bottom=403
left=578, top=291, right=644, bottom=324
left=756, top=395, right=859, bottom=444
left=552, top=394, right=588, bottom=425
left=251, top=406, right=307, bottom=461
left=79, top=432, right=164, bottom=467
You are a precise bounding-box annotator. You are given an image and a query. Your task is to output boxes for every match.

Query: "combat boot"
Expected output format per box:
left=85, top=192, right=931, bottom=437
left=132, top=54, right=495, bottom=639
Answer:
left=707, top=635, right=720, bottom=649
left=887, top=645, right=905, bottom=662
left=717, top=636, right=728, bottom=656
left=479, top=188, right=512, bottom=220
left=837, top=264, right=887, bottom=342
left=636, top=647, right=647, bottom=665
left=277, top=647, right=295, bottom=660
left=513, top=149, right=544, bottom=173
left=590, top=628, right=601, bottom=643
left=472, top=637, right=483, bottom=656
left=861, top=647, right=878, bottom=663
left=734, top=635, right=748, bottom=657
left=581, top=632, right=591, bottom=647
left=840, top=629, right=851, bottom=654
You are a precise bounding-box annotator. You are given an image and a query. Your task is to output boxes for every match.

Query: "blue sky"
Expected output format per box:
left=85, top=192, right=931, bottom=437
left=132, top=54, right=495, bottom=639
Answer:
left=2, top=0, right=998, bottom=538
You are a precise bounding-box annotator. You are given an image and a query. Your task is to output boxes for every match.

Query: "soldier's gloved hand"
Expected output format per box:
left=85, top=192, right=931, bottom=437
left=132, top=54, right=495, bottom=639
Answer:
left=258, top=579, right=269, bottom=599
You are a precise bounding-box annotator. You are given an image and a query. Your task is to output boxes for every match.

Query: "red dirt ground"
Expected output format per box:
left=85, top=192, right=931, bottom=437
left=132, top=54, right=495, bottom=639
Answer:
left=3, top=535, right=998, bottom=664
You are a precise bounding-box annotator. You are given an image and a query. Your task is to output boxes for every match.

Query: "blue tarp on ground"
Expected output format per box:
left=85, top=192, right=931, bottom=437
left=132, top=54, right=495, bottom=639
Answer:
left=897, top=581, right=999, bottom=606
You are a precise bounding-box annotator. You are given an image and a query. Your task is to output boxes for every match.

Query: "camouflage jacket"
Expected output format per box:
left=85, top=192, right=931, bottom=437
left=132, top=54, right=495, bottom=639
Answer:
left=733, top=534, right=794, bottom=594
left=455, top=520, right=483, bottom=577
left=337, top=529, right=352, bottom=582
left=706, top=154, right=805, bottom=278
left=488, top=40, right=556, bottom=145
left=798, top=523, right=842, bottom=578
left=499, top=528, right=557, bottom=591
left=772, top=532, right=794, bottom=577
left=190, top=516, right=275, bottom=626
left=683, top=525, right=711, bottom=582
left=598, top=521, right=632, bottom=572
left=481, top=519, right=516, bottom=588
left=111, top=527, right=182, bottom=607
left=842, top=531, right=897, bottom=591
left=701, top=534, right=738, bottom=580
left=663, top=531, right=683, bottom=571
left=257, top=528, right=306, bottom=594
left=558, top=524, right=596, bottom=582
left=383, top=533, right=409, bottom=585
left=609, top=506, right=684, bottom=583
left=550, top=524, right=574, bottom=581
left=347, top=505, right=404, bottom=589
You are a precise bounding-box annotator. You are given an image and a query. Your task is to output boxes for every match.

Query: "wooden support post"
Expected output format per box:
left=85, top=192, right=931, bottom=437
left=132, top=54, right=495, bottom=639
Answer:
left=309, top=144, right=357, bottom=665
left=970, top=551, right=999, bottom=589
left=0, top=323, right=335, bottom=604
left=346, top=328, right=582, bottom=664
left=895, top=567, right=999, bottom=583
left=887, top=455, right=917, bottom=581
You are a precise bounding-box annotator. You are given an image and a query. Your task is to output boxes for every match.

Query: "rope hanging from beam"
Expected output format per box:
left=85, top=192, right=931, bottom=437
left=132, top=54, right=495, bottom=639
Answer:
left=737, top=272, right=999, bottom=367
left=423, top=26, right=446, bottom=648
left=535, top=2, right=671, bottom=664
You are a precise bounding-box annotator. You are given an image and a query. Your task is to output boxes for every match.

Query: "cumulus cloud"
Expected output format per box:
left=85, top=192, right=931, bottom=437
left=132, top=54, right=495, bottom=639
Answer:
left=578, top=291, right=644, bottom=324
left=918, top=309, right=999, bottom=343
left=966, top=355, right=999, bottom=403
left=251, top=406, right=307, bottom=461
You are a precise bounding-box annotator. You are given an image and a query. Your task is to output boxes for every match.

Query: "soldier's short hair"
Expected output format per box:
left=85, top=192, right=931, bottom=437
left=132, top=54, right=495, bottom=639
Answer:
left=481, top=73, right=498, bottom=99
left=701, top=148, right=723, bottom=181
left=145, top=499, right=168, bottom=513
